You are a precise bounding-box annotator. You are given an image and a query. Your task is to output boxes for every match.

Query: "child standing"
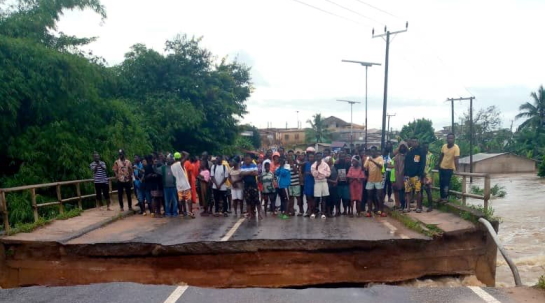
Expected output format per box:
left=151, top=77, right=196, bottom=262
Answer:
left=198, top=160, right=211, bottom=216
left=275, top=157, right=291, bottom=219
left=260, top=162, right=275, bottom=215
left=347, top=156, right=365, bottom=217
left=229, top=157, right=244, bottom=216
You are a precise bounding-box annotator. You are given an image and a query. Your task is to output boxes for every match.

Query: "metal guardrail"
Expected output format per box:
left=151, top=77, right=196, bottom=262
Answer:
left=0, top=177, right=118, bottom=233
left=430, top=170, right=491, bottom=209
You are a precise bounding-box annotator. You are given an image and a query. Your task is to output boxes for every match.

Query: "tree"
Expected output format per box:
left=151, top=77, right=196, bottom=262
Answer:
left=306, top=113, right=330, bottom=143
left=399, top=119, right=436, bottom=144
left=460, top=106, right=504, bottom=153
left=515, top=85, right=545, bottom=133
left=240, top=124, right=261, bottom=149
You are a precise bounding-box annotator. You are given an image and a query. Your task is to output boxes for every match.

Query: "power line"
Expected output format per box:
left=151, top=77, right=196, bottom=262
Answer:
left=292, top=0, right=367, bottom=26
left=324, top=0, right=383, bottom=26
left=353, top=0, right=402, bottom=20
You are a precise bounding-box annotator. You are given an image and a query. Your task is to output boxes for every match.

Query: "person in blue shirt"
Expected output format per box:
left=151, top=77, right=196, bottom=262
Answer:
left=303, top=152, right=316, bottom=217
left=275, top=157, right=291, bottom=219
left=133, top=155, right=146, bottom=215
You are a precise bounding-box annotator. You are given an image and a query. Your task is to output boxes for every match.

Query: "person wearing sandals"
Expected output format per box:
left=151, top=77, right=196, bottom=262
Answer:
left=311, top=152, right=331, bottom=219
left=347, top=155, right=365, bottom=217
left=275, top=157, right=291, bottom=219
left=197, top=160, right=211, bottom=216
left=172, top=151, right=194, bottom=218
left=161, top=154, right=179, bottom=218
left=287, top=154, right=301, bottom=216
left=364, top=147, right=386, bottom=217
left=260, top=162, right=275, bottom=216
left=404, top=137, right=427, bottom=213
left=325, top=156, right=338, bottom=217
left=229, top=156, right=244, bottom=216
left=144, top=155, right=162, bottom=217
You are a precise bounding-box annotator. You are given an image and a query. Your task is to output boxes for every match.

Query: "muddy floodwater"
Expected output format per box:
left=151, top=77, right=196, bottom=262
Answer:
left=466, top=173, right=545, bottom=287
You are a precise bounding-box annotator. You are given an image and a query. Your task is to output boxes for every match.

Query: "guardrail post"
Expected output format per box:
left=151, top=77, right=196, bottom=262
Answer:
left=461, top=175, right=467, bottom=205
left=108, top=178, right=113, bottom=208
left=31, top=188, right=38, bottom=222
left=76, top=182, right=83, bottom=209
left=56, top=184, right=64, bottom=214
left=483, top=174, right=491, bottom=210
left=1, top=190, right=9, bottom=233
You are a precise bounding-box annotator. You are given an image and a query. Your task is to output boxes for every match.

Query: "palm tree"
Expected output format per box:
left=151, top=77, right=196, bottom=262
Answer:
left=515, top=85, right=545, bottom=132
left=305, top=113, right=330, bottom=143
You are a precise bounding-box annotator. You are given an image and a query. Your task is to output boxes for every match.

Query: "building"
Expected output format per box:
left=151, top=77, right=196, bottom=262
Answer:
left=459, top=153, right=537, bottom=174
left=258, top=128, right=307, bottom=149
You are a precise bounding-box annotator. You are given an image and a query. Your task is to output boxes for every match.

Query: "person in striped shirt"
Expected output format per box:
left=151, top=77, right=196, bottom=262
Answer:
left=287, top=154, right=301, bottom=216
left=90, top=152, right=111, bottom=210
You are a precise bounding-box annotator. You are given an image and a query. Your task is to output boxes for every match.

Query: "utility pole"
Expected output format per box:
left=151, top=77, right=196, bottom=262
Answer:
left=446, top=96, right=475, bottom=182
left=447, top=98, right=455, bottom=134
left=386, top=113, right=396, bottom=142
left=337, top=99, right=361, bottom=145
left=373, top=22, right=408, bottom=149
left=341, top=60, right=381, bottom=150
left=296, top=111, right=299, bottom=129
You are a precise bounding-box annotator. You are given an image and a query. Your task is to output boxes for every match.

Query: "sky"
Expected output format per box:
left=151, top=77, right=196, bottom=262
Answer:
left=55, top=0, right=544, bottom=132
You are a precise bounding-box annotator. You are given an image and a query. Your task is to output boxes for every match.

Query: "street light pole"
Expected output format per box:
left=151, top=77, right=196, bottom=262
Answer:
left=337, top=100, right=361, bottom=145
left=341, top=60, right=381, bottom=150
left=386, top=113, right=396, bottom=142
left=296, top=111, right=299, bottom=129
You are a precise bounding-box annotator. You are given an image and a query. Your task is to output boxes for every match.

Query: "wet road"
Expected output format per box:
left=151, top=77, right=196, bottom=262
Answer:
left=68, top=212, right=427, bottom=246
left=0, top=282, right=538, bottom=303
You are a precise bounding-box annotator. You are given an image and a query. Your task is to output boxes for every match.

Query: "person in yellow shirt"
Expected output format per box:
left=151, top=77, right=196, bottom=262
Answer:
left=437, top=133, right=460, bottom=203
left=364, top=147, right=385, bottom=217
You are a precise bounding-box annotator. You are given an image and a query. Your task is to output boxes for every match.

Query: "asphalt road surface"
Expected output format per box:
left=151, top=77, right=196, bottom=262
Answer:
left=1, top=283, right=542, bottom=303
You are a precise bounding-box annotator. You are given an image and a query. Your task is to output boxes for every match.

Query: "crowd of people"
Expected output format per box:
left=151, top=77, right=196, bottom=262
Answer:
left=90, top=134, right=460, bottom=220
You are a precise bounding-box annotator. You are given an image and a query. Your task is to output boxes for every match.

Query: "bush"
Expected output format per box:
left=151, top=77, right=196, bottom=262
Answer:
left=538, top=156, right=545, bottom=177
left=537, top=275, right=545, bottom=289
left=470, top=184, right=506, bottom=198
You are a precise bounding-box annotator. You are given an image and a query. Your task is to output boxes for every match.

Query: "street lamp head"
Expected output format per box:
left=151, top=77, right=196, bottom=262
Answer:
left=342, top=59, right=381, bottom=67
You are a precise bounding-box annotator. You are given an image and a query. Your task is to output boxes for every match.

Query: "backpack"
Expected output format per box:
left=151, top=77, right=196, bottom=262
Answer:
left=212, top=164, right=226, bottom=179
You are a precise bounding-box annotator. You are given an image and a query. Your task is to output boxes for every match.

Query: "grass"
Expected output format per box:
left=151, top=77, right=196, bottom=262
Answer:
left=537, top=275, right=545, bottom=290
left=6, top=207, right=84, bottom=236
left=387, top=209, right=443, bottom=238
left=470, top=184, right=507, bottom=198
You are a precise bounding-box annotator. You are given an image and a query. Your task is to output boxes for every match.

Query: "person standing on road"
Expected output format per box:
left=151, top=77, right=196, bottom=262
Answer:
left=229, top=156, right=244, bottom=216
left=112, top=149, right=133, bottom=212
left=422, top=143, right=436, bottom=211
left=241, top=153, right=260, bottom=220
left=404, top=138, right=427, bottom=213
left=172, top=152, right=193, bottom=218
left=311, top=152, right=331, bottom=219
left=347, top=155, right=365, bottom=217
left=437, top=133, right=460, bottom=203
left=275, top=156, right=291, bottom=219
left=364, top=147, right=386, bottom=217
left=382, top=142, right=394, bottom=203
left=287, top=154, right=301, bottom=217
left=90, top=152, right=111, bottom=211
left=133, top=155, right=146, bottom=215
left=303, top=151, right=316, bottom=217
left=326, top=157, right=338, bottom=217
left=211, top=156, right=229, bottom=217
left=159, top=154, right=179, bottom=218
left=393, top=141, right=408, bottom=211
left=334, top=151, right=351, bottom=216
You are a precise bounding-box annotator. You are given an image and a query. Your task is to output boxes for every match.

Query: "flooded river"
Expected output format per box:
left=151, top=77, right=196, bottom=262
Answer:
left=466, top=173, right=545, bottom=287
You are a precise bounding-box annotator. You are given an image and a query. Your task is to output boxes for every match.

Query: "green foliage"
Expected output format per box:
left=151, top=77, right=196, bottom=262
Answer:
left=306, top=113, right=331, bottom=143
left=469, top=184, right=508, bottom=199
left=399, top=119, right=436, bottom=144
left=56, top=208, right=83, bottom=220
left=9, top=217, right=49, bottom=235
left=537, top=275, right=545, bottom=289
left=538, top=156, right=545, bottom=178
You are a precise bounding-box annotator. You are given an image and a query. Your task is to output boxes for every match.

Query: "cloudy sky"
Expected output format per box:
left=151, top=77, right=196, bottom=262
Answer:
left=56, top=0, right=544, bottom=131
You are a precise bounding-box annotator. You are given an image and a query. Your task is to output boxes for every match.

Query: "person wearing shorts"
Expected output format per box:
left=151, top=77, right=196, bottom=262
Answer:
left=404, top=137, right=427, bottom=213
left=241, top=154, right=260, bottom=219
left=364, top=147, right=385, bottom=217
left=311, top=152, right=331, bottom=219
left=287, top=154, right=301, bottom=216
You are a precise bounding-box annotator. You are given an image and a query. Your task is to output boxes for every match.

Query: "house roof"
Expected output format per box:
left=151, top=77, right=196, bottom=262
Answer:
left=459, top=153, right=537, bottom=164
left=331, top=141, right=347, bottom=148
